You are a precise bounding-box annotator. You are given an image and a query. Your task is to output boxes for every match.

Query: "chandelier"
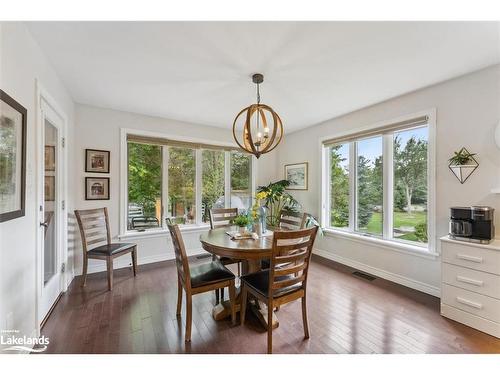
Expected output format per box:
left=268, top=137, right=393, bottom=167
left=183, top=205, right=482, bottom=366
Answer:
left=232, top=73, right=283, bottom=158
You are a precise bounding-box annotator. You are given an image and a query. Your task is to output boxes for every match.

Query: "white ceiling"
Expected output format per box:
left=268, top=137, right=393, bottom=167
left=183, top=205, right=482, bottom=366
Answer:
left=27, top=22, right=500, bottom=133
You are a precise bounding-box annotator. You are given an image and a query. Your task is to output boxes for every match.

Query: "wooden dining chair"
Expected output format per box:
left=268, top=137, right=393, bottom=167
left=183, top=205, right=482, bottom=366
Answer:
left=209, top=207, right=242, bottom=304
left=278, top=209, right=307, bottom=230
left=262, top=210, right=313, bottom=271
left=74, top=208, right=137, bottom=291
left=168, top=222, right=236, bottom=342
left=240, top=225, right=319, bottom=354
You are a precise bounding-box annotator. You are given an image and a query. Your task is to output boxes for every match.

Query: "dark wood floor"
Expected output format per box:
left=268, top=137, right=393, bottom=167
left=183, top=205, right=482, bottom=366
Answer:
left=41, top=255, right=500, bottom=354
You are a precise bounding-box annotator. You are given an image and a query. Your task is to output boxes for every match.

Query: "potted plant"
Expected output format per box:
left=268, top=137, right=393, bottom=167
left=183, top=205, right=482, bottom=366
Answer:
left=257, top=180, right=299, bottom=227
left=233, top=214, right=250, bottom=235
left=449, top=148, right=477, bottom=166
left=448, top=147, right=479, bottom=184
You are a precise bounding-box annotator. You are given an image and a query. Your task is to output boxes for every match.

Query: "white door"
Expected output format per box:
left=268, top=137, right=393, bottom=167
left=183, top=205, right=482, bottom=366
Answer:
left=38, top=98, right=66, bottom=324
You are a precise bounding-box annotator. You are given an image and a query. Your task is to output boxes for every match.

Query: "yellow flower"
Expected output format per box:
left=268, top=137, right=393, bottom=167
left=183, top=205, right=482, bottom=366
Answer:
left=256, top=191, right=267, bottom=200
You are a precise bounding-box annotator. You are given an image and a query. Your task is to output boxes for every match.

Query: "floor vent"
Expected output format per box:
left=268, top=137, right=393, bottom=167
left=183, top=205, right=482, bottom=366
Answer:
left=352, top=271, right=376, bottom=282
left=196, top=254, right=212, bottom=260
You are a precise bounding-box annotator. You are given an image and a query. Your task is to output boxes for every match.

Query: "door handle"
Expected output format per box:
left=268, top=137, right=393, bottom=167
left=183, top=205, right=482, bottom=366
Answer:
left=40, top=222, right=49, bottom=228
left=456, top=296, right=483, bottom=310
left=456, top=253, right=483, bottom=263
left=456, top=275, right=484, bottom=286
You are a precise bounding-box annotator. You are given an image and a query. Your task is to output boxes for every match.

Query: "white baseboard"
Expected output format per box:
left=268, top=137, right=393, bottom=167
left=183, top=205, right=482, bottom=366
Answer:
left=313, top=247, right=441, bottom=298
left=74, top=248, right=208, bottom=276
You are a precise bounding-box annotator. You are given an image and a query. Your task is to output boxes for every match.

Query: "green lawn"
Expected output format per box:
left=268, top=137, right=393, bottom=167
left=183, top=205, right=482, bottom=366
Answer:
left=361, top=211, right=427, bottom=242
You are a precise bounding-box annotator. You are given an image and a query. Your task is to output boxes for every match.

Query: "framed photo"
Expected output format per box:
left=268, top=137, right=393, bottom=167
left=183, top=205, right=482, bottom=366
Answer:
left=85, top=149, right=110, bottom=173
left=284, top=162, right=308, bottom=190
left=45, top=145, right=56, bottom=171
left=0, top=89, right=27, bottom=222
left=44, top=176, right=55, bottom=202
left=85, top=177, right=110, bottom=200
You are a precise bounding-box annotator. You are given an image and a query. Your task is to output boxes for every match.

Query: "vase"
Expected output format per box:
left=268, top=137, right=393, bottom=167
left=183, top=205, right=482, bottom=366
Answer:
left=253, top=222, right=262, bottom=237
left=259, top=206, right=267, bottom=233
left=238, top=226, right=246, bottom=235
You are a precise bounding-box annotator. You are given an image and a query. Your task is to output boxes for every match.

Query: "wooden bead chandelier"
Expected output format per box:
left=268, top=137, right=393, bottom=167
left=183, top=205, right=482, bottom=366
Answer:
left=232, top=73, right=283, bottom=158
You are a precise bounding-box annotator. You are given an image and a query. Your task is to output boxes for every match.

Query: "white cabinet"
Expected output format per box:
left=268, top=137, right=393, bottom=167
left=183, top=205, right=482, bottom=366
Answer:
left=440, top=237, right=500, bottom=338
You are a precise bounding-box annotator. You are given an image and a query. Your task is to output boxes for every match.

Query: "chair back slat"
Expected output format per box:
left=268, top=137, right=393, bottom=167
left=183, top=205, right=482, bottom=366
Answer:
left=278, top=210, right=316, bottom=230
left=74, top=208, right=111, bottom=253
left=209, top=208, right=238, bottom=229
left=269, top=226, right=318, bottom=297
left=272, top=274, right=306, bottom=290
left=278, top=209, right=302, bottom=230
left=167, top=223, right=191, bottom=287
left=273, top=262, right=307, bottom=277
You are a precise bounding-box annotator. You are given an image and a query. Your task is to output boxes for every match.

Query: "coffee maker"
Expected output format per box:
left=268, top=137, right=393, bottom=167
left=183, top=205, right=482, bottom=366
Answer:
left=449, top=206, right=495, bottom=244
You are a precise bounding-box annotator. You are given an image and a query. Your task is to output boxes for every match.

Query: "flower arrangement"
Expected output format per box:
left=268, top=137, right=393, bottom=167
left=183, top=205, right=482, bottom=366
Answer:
left=251, top=191, right=268, bottom=221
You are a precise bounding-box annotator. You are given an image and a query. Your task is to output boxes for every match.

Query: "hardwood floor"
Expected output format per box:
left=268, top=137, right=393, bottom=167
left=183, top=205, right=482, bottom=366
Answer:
left=40, top=255, right=500, bottom=354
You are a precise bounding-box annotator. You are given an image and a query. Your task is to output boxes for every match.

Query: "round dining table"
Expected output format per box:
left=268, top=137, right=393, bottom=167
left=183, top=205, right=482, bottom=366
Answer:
left=199, top=227, right=279, bottom=329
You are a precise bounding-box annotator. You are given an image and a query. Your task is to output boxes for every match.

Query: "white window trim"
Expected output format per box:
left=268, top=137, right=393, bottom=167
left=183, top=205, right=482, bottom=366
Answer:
left=319, top=108, right=437, bottom=256
left=119, top=128, right=256, bottom=238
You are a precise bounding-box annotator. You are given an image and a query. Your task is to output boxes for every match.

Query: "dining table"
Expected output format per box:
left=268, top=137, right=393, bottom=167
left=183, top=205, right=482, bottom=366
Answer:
left=199, top=227, right=279, bottom=329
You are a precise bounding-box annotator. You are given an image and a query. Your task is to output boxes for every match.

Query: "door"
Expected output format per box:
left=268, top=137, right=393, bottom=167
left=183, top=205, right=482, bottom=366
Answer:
left=38, top=98, right=66, bottom=324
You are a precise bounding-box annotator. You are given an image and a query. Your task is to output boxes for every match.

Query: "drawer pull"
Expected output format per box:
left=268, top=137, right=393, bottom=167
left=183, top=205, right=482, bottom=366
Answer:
left=456, top=296, right=483, bottom=309
left=456, top=275, right=484, bottom=286
left=456, top=254, right=483, bottom=263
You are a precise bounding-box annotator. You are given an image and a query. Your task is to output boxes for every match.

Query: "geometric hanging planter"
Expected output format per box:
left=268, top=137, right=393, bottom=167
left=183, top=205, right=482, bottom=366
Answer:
left=448, top=147, right=479, bottom=184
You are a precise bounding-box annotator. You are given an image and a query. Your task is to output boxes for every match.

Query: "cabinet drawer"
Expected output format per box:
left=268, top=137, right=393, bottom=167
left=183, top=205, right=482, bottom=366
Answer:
left=441, top=284, right=500, bottom=323
left=442, top=263, right=500, bottom=299
left=442, top=241, right=500, bottom=275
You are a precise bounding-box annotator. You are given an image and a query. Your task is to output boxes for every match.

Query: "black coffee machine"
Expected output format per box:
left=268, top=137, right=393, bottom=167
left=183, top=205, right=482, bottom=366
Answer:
left=449, top=206, right=495, bottom=244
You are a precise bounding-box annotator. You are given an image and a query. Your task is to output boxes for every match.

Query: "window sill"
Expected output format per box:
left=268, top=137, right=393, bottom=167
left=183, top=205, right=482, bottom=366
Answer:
left=119, top=224, right=211, bottom=240
left=322, top=228, right=440, bottom=260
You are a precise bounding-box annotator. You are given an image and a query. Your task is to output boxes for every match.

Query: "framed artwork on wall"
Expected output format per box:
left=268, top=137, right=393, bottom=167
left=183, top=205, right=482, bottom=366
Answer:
left=85, top=177, right=110, bottom=200
left=0, top=89, right=27, bottom=223
left=284, top=162, right=308, bottom=190
left=85, top=149, right=110, bottom=173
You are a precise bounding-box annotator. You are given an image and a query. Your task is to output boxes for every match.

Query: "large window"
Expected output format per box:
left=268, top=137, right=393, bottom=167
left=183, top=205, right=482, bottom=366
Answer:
left=127, top=143, right=162, bottom=230
left=322, top=115, right=432, bottom=250
left=125, top=136, right=253, bottom=232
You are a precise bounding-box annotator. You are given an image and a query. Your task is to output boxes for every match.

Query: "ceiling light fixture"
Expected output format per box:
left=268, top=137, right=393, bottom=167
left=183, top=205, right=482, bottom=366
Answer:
left=232, top=73, right=283, bottom=158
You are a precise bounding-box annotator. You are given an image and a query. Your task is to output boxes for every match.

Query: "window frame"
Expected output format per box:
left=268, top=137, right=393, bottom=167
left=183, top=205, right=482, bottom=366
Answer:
left=119, top=128, right=256, bottom=238
left=319, top=109, right=437, bottom=256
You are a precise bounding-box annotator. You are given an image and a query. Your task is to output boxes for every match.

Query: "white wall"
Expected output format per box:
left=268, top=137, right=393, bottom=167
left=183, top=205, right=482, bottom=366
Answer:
left=73, top=104, right=270, bottom=275
left=270, top=65, right=500, bottom=296
left=0, top=22, right=75, bottom=345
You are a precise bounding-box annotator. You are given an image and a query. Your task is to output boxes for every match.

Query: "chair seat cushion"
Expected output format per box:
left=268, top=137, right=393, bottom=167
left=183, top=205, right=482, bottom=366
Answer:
left=190, top=260, right=235, bottom=288
left=240, top=270, right=302, bottom=297
left=88, top=243, right=136, bottom=256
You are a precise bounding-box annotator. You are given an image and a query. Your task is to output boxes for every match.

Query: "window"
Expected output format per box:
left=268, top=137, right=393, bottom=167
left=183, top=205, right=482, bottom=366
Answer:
left=322, top=114, right=433, bottom=251
left=356, top=136, right=383, bottom=236
left=168, top=147, right=196, bottom=224
left=127, top=143, right=162, bottom=230
left=329, top=143, right=349, bottom=229
left=202, top=149, right=225, bottom=222
left=393, top=127, right=428, bottom=243
left=230, top=151, right=252, bottom=209
left=125, top=134, right=253, bottom=233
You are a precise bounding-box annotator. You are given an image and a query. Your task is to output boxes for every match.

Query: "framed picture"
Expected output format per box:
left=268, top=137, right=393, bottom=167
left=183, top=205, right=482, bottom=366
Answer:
left=85, top=177, right=110, bottom=200
left=44, top=176, right=55, bottom=202
left=284, top=162, right=308, bottom=190
left=45, top=145, right=56, bottom=171
left=85, top=149, right=110, bottom=173
left=0, top=89, right=27, bottom=222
